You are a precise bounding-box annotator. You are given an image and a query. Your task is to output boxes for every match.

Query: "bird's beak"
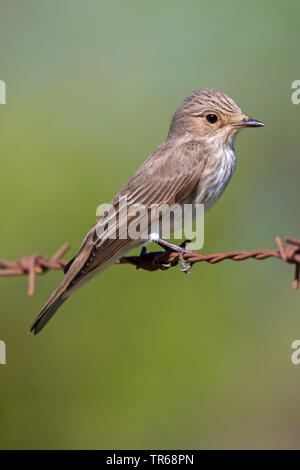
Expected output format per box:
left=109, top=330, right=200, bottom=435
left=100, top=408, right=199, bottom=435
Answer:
left=232, top=117, right=264, bottom=128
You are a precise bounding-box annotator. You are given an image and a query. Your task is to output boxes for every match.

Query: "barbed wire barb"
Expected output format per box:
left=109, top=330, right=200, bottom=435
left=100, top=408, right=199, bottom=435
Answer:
left=0, top=243, right=70, bottom=296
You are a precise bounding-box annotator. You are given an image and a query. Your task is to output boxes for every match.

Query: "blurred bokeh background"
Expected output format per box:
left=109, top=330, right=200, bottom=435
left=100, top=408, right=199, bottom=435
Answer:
left=0, top=0, right=300, bottom=450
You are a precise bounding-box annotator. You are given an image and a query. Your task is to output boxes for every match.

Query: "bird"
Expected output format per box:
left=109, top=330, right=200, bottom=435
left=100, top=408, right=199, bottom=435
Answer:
left=30, top=88, right=264, bottom=334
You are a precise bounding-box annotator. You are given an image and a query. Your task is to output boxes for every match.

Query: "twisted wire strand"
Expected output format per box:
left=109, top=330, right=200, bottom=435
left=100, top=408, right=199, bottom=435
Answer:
left=0, top=237, right=299, bottom=295
left=117, top=236, right=300, bottom=291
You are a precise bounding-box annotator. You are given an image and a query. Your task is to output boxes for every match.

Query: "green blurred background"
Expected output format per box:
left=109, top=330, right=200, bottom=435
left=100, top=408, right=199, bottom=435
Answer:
left=0, top=0, right=300, bottom=450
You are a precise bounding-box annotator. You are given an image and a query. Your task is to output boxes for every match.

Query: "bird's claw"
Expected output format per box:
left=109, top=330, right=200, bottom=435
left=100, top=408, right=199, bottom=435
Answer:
left=177, top=248, right=193, bottom=274
left=143, top=239, right=194, bottom=274
left=154, top=261, right=173, bottom=271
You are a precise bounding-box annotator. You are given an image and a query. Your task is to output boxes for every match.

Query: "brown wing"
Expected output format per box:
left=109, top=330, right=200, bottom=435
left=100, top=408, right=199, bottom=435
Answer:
left=65, top=139, right=209, bottom=286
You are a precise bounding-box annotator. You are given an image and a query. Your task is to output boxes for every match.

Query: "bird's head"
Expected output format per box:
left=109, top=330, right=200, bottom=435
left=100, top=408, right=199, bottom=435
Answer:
left=168, top=88, right=264, bottom=145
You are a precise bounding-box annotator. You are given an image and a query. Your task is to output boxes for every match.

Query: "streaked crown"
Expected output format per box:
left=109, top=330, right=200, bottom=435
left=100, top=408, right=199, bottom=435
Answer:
left=182, top=88, right=242, bottom=115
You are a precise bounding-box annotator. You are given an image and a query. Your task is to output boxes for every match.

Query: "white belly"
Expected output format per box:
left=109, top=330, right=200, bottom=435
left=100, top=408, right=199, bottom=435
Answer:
left=192, top=146, right=236, bottom=212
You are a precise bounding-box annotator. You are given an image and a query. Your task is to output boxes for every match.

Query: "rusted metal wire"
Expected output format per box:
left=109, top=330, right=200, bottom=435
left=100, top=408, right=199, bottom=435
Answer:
left=0, top=237, right=299, bottom=295
left=117, top=236, right=300, bottom=291
left=0, top=244, right=69, bottom=296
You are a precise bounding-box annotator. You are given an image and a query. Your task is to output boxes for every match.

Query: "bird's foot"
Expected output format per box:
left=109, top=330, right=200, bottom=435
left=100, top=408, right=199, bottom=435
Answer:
left=145, top=234, right=193, bottom=274
left=176, top=248, right=193, bottom=274
left=153, top=259, right=174, bottom=270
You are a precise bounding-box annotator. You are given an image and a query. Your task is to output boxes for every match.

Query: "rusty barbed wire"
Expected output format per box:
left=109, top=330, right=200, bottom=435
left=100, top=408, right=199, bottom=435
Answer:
left=0, top=237, right=299, bottom=295
left=0, top=243, right=69, bottom=296
left=116, top=236, right=300, bottom=291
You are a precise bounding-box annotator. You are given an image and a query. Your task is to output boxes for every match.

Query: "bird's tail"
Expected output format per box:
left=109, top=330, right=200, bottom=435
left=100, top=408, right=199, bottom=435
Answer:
left=29, top=282, right=70, bottom=335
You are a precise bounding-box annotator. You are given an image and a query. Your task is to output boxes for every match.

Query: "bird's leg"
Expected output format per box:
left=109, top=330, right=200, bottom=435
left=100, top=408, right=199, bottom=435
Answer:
left=145, top=234, right=193, bottom=273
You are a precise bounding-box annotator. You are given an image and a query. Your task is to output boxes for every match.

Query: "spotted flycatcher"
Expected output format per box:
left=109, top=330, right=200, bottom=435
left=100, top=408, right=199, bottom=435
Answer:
left=30, top=88, right=264, bottom=334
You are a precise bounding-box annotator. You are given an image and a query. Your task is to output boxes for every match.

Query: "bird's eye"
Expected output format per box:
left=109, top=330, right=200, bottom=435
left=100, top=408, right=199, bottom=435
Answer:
left=206, top=114, right=218, bottom=124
